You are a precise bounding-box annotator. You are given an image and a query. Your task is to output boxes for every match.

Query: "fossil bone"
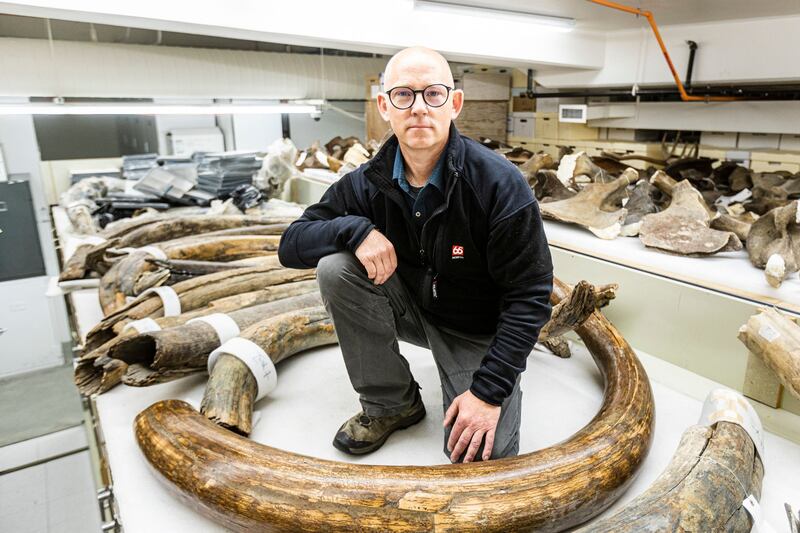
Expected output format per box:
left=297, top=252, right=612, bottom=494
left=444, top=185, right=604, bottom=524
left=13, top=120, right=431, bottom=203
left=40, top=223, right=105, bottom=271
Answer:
left=639, top=174, right=742, bottom=256
left=539, top=168, right=638, bottom=239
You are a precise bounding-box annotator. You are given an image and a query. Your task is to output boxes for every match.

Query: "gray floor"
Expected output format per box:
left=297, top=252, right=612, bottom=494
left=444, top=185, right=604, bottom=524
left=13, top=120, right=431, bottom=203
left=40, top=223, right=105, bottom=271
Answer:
left=0, top=365, right=84, bottom=447
left=0, top=449, right=102, bottom=533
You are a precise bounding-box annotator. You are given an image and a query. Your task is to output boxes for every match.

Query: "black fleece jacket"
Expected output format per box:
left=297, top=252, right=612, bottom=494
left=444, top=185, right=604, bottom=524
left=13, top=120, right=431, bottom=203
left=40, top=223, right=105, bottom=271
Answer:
left=278, top=123, right=553, bottom=405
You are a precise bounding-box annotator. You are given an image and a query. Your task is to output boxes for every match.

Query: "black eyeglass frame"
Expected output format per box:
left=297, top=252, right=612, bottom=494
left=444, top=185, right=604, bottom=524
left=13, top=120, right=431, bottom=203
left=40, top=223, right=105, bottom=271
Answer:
left=384, top=84, right=454, bottom=110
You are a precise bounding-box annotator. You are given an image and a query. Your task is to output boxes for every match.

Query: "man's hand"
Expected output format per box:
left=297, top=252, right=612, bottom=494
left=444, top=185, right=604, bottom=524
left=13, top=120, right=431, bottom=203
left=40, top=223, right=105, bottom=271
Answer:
left=443, top=390, right=501, bottom=463
left=355, top=229, right=397, bottom=285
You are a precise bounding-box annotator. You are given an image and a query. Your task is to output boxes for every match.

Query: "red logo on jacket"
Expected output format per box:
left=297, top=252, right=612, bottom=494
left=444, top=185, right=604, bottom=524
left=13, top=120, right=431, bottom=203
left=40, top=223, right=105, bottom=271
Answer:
left=451, top=245, right=464, bottom=259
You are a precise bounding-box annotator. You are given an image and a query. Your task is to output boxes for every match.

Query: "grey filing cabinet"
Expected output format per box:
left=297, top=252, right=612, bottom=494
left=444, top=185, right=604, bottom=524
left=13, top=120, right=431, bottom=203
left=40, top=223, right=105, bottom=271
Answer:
left=0, top=179, right=47, bottom=282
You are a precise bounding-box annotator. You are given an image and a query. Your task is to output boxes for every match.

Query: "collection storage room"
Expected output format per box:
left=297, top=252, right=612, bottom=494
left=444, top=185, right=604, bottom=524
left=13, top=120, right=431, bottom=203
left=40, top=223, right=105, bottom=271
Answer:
left=1, top=1, right=800, bottom=531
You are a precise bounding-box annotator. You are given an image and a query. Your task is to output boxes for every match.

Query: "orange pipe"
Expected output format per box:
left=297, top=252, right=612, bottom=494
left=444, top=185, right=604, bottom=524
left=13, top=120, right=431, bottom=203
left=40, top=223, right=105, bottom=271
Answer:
left=587, top=0, right=741, bottom=101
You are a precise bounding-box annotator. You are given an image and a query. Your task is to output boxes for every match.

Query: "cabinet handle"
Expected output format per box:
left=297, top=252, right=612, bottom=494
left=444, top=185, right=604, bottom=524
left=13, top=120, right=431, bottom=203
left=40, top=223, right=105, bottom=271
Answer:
left=0, top=201, right=7, bottom=212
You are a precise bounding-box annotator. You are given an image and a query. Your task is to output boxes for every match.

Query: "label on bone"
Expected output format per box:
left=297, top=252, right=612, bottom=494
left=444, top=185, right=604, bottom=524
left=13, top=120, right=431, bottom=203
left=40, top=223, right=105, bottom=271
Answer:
left=758, top=324, right=780, bottom=343
left=699, top=388, right=764, bottom=461
left=742, top=494, right=779, bottom=533
left=207, top=337, right=277, bottom=401
left=122, top=317, right=162, bottom=334
left=187, top=313, right=240, bottom=344
left=141, top=286, right=181, bottom=316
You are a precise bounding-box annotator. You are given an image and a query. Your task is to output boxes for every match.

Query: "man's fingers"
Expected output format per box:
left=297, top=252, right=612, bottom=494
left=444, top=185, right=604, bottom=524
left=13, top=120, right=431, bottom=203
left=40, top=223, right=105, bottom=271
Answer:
left=388, top=245, right=398, bottom=273
left=482, top=430, right=496, bottom=461
left=360, top=256, right=377, bottom=279
left=450, top=427, right=475, bottom=463
left=446, top=418, right=466, bottom=453
left=443, top=400, right=458, bottom=428
left=371, top=256, right=385, bottom=284
left=463, top=430, right=485, bottom=463
left=376, top=253, right=393, bottom=284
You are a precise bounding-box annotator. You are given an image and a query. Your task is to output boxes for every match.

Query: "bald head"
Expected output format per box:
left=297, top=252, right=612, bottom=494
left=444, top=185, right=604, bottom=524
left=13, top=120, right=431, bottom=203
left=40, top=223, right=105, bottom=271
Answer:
left=376, top=46, right=463, bottom=154
left=383, top=46, right=454, bottom=91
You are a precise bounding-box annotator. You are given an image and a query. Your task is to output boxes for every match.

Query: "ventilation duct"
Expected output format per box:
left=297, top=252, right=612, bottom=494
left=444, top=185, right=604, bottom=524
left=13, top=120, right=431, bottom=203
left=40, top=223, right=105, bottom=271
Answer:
left=0, top=37, right=386, bottom=100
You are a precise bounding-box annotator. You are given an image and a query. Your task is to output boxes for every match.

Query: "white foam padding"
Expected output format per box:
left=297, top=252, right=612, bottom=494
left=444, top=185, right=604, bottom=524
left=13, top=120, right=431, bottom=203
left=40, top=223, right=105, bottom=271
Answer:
left=141, top=286, right=182, bottom=317
left=122, top=317, right=162, bottom=334
left=698, top=388, right=764, bottom=461
left=186, top=313, right=240, bottom=344
left=208, top=337, right=277, bottom=401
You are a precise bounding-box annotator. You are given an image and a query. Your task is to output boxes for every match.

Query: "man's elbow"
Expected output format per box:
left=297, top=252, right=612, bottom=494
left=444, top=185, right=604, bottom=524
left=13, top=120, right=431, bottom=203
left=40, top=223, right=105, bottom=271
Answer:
left=277, top=225, right=305, bottom=269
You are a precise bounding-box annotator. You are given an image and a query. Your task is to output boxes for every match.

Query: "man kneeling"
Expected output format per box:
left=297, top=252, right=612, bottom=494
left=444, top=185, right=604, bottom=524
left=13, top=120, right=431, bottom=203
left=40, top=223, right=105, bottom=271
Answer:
left=278, top=47, right=553, bottom=463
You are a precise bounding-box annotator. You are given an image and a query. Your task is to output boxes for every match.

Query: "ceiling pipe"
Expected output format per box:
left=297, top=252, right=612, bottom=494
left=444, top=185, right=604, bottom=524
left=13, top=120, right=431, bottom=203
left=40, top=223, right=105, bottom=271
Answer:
left=685, top=40, right=698, bottom=91
left=586, top=0, right=741, bottom=102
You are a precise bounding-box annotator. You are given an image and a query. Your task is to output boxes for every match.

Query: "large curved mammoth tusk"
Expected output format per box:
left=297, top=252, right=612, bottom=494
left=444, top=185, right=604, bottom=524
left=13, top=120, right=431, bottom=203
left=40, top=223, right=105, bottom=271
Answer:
left=578, top=393, right=764, bottom=532
left=134, top=278, right=655, bottom=532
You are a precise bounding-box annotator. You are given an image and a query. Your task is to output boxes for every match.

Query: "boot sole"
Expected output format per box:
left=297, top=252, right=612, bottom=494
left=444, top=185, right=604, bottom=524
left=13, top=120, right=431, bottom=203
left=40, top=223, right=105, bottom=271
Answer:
left=332, top=406, right=427, bottom=456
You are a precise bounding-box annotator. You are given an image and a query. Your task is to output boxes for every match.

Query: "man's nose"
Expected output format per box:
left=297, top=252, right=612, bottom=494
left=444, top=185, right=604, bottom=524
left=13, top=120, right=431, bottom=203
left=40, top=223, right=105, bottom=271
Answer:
left=411, top=93, right=428, bottom=115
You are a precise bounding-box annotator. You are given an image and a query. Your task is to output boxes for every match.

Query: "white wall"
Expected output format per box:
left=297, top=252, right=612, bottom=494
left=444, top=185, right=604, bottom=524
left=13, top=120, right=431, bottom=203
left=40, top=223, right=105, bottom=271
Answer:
left=0, top=36, right=387, bottom=99
left=289, top=101, right=366, bottom=150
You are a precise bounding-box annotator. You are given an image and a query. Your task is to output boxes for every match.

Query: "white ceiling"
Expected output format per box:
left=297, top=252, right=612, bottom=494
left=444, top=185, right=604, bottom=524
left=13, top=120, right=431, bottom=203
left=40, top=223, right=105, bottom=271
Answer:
left=454, top=0, right=800, bottom=30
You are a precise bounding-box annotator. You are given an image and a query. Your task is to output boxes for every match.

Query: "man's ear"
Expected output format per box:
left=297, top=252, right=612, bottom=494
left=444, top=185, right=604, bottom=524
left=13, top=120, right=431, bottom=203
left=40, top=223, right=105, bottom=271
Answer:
left=450, top=89, right=464, bottom=120
left=376, top=93, right=392, bottom=122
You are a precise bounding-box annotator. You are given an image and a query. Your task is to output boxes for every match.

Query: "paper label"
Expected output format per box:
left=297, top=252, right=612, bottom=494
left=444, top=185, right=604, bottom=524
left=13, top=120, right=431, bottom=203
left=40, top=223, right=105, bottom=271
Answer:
left=758, top=324, right=780, bottom=343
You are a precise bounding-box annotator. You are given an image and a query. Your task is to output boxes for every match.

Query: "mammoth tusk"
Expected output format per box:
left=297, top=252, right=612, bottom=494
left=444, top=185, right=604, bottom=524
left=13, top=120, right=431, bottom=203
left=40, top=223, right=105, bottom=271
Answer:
left=134, top=277, right=655, bottom=532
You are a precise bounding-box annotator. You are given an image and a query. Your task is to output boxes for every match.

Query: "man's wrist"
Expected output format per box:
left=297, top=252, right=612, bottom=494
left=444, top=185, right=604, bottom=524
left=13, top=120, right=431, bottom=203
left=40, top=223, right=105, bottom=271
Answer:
left=469, top=384, right=503, bottom=407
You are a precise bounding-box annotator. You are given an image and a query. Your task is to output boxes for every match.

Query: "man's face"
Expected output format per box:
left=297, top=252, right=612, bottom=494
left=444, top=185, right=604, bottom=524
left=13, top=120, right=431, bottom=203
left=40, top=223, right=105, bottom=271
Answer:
left=377, top=59, right=463, bottom=151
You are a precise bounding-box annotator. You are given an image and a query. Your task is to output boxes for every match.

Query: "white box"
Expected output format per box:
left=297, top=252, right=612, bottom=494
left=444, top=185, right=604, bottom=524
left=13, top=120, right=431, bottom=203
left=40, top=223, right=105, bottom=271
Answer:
left=511, top=112, right=535, bottom=139
left=738, top=133, right=780, bottom=150
left=779, top=134, right=800, bottom=152
left=700, top=131, right=738, bottom=148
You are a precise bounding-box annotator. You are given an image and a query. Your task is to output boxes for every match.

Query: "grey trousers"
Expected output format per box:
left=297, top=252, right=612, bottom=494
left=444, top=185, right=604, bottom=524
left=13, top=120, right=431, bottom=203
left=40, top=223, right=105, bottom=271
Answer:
left=317, top=252, right=522, bottom=461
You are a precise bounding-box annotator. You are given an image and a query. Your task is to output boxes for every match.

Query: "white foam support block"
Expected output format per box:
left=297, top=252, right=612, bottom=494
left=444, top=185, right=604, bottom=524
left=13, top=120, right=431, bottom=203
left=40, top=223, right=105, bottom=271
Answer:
left=208, top=337, right=277, bottom=401
left=187, top=313, right=240, bottom=345
left=141, top=286, right=181, bottom=317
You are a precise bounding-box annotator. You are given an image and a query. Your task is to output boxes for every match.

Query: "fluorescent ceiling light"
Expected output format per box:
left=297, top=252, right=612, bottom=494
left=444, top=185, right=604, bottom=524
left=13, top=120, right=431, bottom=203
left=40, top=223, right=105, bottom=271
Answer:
left=0, top=103, right=319, bottom=115
left=414, top=0, right=575, bottom=30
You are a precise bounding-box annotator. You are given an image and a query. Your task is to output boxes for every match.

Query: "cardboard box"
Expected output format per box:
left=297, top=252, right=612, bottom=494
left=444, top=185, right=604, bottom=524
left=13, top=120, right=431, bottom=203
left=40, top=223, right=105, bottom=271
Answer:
left=558, top=122, right=599, bottom=141
left=510, top=112, right=535, bottom=139
left=456, top=101, right=508, bottom=141
left=512, top=96, right=536, bottom=112
left=536, top=112, right=558, bottom=140
left=456, top=73, right=510, bottom=101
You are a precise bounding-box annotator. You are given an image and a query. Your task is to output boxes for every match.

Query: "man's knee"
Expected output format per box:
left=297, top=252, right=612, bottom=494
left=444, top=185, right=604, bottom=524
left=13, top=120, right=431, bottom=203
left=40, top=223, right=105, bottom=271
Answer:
left=316, top=252, right=364, bottom=296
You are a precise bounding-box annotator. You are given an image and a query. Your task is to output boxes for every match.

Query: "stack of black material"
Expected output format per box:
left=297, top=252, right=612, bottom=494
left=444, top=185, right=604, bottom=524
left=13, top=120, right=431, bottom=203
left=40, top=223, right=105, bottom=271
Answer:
left=122, top=153, right=158, bottom=180
left=193, top=152, right=262, bottom=197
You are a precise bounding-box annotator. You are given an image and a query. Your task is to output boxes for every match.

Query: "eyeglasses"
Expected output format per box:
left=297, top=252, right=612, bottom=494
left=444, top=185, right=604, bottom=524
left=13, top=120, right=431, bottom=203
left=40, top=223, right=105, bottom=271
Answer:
left=385, top=84, right=453, bottom=110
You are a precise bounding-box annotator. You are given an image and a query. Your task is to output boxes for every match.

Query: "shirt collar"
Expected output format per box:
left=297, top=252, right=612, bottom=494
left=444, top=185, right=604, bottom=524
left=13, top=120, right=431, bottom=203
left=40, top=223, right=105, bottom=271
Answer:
left=392, top=147, right=446, bottom=194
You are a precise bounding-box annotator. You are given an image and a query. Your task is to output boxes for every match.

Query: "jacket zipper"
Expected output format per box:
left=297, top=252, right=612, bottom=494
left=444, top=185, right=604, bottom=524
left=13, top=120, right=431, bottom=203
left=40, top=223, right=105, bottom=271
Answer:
left=368, top=162, right=461, bottom=306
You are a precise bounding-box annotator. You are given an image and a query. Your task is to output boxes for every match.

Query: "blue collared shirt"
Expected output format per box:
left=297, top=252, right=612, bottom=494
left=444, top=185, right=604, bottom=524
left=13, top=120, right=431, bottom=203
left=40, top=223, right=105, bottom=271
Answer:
left=392, top=148, right=446, bottom=231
